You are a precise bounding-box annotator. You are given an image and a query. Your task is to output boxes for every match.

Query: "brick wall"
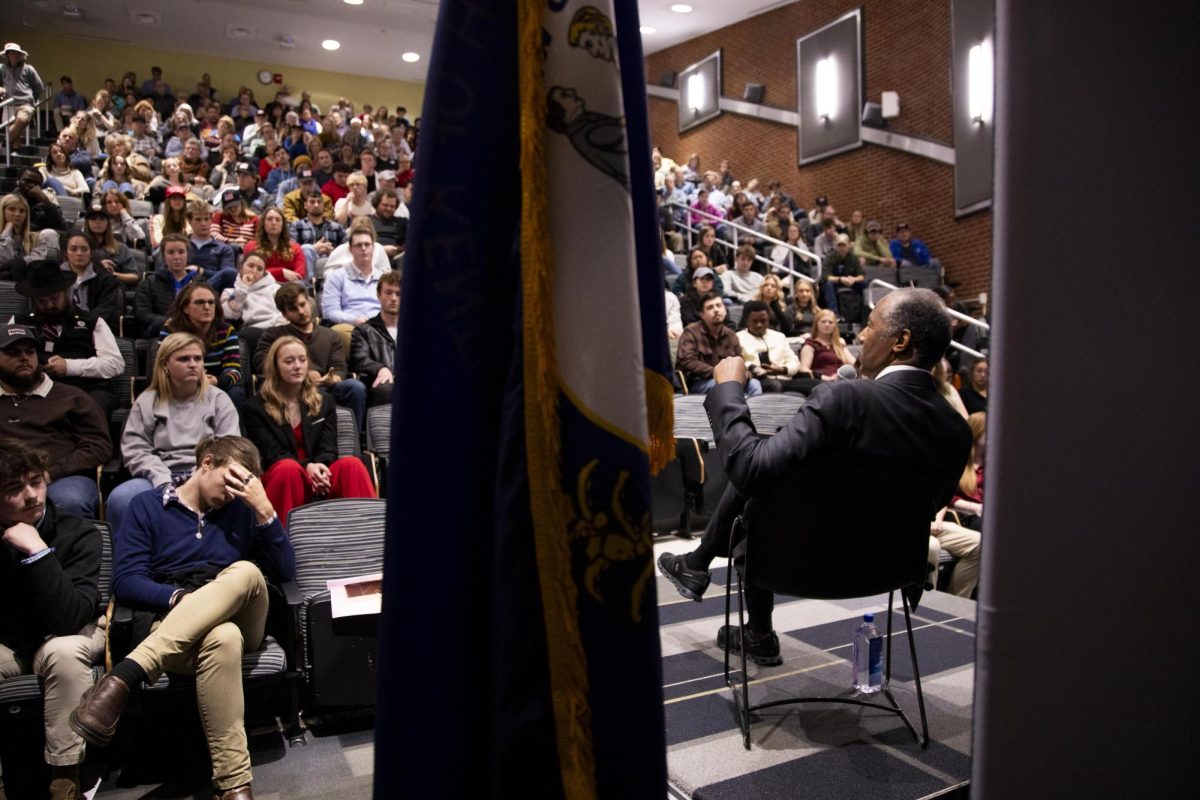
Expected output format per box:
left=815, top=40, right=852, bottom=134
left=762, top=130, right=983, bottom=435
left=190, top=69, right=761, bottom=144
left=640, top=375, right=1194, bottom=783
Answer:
left=644, top=0, right=992, bottom=298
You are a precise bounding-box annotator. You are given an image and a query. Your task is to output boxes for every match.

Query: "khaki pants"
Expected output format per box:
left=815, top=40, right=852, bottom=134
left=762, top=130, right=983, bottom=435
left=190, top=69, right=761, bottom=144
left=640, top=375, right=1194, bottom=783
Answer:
left=928, top=522, right=982, bottom=598
left=127, top=561, right=267, bottom=791
left=0, top=620, right=106, bottom=765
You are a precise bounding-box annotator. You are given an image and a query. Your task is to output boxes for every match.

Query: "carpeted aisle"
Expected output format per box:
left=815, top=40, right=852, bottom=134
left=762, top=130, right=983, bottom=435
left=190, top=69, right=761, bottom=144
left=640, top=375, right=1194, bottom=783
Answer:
left=656, top=559, right=976, bottom=800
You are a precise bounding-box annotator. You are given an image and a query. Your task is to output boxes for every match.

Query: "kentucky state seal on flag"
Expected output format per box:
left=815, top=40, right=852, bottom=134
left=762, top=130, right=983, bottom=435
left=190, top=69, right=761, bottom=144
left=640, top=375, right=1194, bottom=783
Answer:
left=374, top=2, right=671, bottom=799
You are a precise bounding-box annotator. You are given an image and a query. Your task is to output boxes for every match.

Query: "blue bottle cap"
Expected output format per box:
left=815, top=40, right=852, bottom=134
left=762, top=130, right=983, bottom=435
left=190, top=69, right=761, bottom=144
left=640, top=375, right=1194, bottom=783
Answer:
left=863, top=612, right=874, bottom=622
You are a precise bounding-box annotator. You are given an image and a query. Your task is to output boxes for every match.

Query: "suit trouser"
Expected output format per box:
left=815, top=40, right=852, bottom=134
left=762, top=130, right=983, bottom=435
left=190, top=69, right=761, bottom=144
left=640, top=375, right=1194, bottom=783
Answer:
left=928, top=523, right=981, bottom=598
left=692, top=484, right=777, bottom=634
left=126, top=561, right=267, bottom=791
left=0, top=621, right=106, bottom=765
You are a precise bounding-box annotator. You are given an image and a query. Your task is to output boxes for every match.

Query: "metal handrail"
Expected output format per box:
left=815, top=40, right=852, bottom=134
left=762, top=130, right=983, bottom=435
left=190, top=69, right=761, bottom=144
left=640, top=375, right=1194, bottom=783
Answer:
left=2, top=94, right=51, bottom=168
left=667, top=200, right=819, bottom=286
left=866, top=279, right=988, bottom=358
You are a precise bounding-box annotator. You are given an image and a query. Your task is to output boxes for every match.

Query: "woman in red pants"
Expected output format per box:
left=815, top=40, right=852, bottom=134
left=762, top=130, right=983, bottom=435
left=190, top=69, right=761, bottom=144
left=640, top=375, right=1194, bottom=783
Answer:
left=241, top=335, right=376, bottom=525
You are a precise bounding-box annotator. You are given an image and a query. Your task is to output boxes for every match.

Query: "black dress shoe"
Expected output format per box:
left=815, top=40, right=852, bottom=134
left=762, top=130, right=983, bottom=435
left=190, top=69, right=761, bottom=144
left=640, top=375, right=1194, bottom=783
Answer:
left=69, top=673, right=130, bottom=747
left=657, top=552, right=711, bottom=602
left=718, top=625, right=782, bottom=667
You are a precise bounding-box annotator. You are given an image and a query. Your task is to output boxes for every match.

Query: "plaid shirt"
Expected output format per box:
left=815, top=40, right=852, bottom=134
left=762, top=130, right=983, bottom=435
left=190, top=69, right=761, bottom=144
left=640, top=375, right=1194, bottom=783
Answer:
left=290, top=218, right=347, bottom=247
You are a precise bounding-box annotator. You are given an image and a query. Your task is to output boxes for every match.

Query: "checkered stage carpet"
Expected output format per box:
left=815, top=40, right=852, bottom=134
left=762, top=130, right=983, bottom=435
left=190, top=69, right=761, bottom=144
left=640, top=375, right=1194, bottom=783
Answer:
left=656, top=561, right=976, bottom=800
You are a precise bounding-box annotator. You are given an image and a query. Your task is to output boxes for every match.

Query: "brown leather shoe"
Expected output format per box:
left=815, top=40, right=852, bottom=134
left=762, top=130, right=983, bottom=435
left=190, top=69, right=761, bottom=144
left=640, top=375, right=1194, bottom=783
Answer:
left=215, top=785, right=253, bottom=799
left=68, top=673, right=130, bottom=747
left=49, top=764, right=81, bottom=800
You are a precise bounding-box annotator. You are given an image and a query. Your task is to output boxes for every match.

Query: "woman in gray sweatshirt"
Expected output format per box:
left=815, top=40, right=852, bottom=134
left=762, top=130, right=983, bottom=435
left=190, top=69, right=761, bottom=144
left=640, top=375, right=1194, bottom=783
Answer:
left=105, top=332, right=240, bottom=532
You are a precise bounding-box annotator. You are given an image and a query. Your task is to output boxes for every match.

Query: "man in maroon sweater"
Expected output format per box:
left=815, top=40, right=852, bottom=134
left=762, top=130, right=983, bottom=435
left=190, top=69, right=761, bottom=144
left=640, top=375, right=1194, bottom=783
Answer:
left=0, top=324, right=111, bottom=519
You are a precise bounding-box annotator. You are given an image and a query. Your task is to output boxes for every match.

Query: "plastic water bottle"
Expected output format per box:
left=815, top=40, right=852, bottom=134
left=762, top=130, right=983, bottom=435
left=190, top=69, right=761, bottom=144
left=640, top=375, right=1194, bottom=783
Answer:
left=852, top=613, right=883, bottom=693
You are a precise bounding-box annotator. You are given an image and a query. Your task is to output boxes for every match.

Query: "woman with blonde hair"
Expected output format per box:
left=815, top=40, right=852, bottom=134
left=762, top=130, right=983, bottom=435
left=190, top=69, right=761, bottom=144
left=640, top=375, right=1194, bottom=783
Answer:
left=70, top=111, right=101, bottom=158
left=106, top=331, right=240, bottom=532
left=242, top=336, right=376, bottom=525
left=333, top=171, right=374, bottom=224
left=789, top=279, right=820, bottom=337
left=952, top=411, right=987, bottom=526
left=749, top=273, right=795, bottom=336
left=131, top=98, right=160, bottom=134
left=798, top=308, right=854, bottom=379
left=0, top=194, right=53, bottom=276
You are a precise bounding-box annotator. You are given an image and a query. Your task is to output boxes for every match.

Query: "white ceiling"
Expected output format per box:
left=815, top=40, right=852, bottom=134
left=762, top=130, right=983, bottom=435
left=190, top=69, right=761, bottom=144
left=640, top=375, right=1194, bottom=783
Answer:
left=15, top=0, right=792, bottom=84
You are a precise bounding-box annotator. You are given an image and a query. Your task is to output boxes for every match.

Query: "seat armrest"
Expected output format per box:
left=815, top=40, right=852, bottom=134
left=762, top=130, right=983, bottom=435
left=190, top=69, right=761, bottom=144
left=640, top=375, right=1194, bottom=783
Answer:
left=269, top=580, right=305, bottom=671
left=108, top=601, right=134, bottom=664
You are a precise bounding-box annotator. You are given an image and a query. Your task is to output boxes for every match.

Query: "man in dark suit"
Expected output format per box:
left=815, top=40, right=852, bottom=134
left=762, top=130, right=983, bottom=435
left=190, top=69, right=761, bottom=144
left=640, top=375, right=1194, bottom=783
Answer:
left=658, top=288, right=972, bottom=665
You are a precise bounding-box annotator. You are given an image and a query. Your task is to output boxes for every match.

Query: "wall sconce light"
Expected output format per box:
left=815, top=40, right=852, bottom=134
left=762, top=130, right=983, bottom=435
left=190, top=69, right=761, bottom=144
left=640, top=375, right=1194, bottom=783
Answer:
left=968, top=40, right=993, bottom=125
left=687, top=73, right=706, bottom=112
left=814, top=57, right=837, bottom=121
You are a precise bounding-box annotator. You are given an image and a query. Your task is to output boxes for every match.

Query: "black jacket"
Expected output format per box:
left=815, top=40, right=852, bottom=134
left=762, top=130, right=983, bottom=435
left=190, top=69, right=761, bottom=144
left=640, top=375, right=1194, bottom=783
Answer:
left=71, top=267, right=123, bottom=330
left=241, top=392, right=339, bottom=469
left=134, top=267, right=200, bottom=338
left=0, top=501, right=103, bottom=656
left=348, top=314, right=395, bottom=385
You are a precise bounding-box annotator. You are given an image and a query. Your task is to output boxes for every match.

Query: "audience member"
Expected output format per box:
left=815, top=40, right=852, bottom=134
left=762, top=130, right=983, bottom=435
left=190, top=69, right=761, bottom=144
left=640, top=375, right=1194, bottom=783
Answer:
left=280, top=168, right=330, bottom=223
left=241, top=337, right=376, bottom=524
left=724, top=245, right=764, bottom=303
left=890, top=222, right=940, bottom=271
left=369, top=188, right=407, bottom=267
left=818, top=233, right=865, bottom=318
left=72, top=436, right=292, bottom=800
left=15, top=259, right=123, bottom=418
left=185, top=201, right=239, bottom=292
left=321, top=162, right=353, bottom=204
left=1, top=43, right=44, bottom=149
left=934, top=358, right=969, bottom=419
left=51, top=75, right=88, bottom=129
left=789, top=279, right=820, bottom=337
left=678, top=266, right=719, bottom=327
left=150, top=185, right=192, bottom=251
left=769, top=221, right=810, bottom=281
left=798, top=308, right=855, bottom=379
left=737, top=300, right=800, bottom=393
left=212, top=189, right=258, bottom=249
left=748, top=274, right=795, bottom=336
left=321, top=221, right=385, bottom=332
left=134, top=233, right=203, bottom=337
left=810, top=217, right=839, bottom=260
left=233, top=162, right=273, bottom=214
left=82, top=207, right=138, bottom=287
left=676, top=293, right=763, bottom=396
left=333, top=172, right=374, bottom=225
left=1, top=194, right=56, bottom=277
left=97, top=189, right=145, bottom=249
left=255, top=284, right=367, bottom=430
left=220, top=253, right=285, bottom=356
left=958, top=357, right=988, bottom=415
left=41, top=143, right=89, bottom=198
left=348, top=271, right=401, bottom=407
left=60, top=232, right=122, bottom=330
left=243, top=207, right=305, bottom=284
left=290, top=190, right=346, bottom=279
left=0, top=438, right=105, bottom=800
left=855, top=219, right=897, bottom=270
left=0, top=323, right=111, bottom=518
left=951, top=411, right=987, bottom=531
left=159, top=282, right=245, bottom=407
left=105, top=332, right=240, bottom=533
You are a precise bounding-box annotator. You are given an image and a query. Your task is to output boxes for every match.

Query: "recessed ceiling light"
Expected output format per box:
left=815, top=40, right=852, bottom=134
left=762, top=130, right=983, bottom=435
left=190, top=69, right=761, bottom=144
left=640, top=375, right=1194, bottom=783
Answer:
left=344, top=0, right=364, bottom=5
left=401, top=51, right=420, bottom=63
left=321, top=39, right=341, bottom=51
left=640, top=26, right=656, bottom=34
left=135, top=12, right=156, bottom=24
left=671, top=3, right=694, bottom=12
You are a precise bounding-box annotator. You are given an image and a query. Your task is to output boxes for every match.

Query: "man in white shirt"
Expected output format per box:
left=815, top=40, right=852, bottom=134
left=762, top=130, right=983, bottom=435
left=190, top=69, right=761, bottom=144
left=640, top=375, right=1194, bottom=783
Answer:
left=736, top=301, right=800, bottom=393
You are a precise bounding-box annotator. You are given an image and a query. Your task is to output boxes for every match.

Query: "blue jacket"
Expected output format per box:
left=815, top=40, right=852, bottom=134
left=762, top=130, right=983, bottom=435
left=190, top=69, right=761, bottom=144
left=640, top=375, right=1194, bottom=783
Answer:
left=113, top=486, right=294, bottom=610
left=189, top=236, right=236, bottom=275
left=889, top=237, right=932, bottom=267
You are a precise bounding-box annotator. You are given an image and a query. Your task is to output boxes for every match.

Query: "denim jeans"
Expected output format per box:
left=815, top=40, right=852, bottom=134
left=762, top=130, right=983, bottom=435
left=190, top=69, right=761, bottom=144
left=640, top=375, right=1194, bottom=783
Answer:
left=688, top=377, right=763, bottom=397
left=46, top=475, right=99, bottom=520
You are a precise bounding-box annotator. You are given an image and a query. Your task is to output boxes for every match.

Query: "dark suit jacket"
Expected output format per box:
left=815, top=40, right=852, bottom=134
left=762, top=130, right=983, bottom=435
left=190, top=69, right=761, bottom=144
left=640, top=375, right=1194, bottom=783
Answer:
left=704, top=367, right=971, bottom=515
left=241, top=392, right=338, bottom=469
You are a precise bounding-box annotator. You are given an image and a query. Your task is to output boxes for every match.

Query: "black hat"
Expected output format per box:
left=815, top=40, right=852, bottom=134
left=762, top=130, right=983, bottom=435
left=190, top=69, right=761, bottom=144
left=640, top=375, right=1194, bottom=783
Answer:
left=235, top=162, right=256, bottom=176
left=84, top=206, right=108, bottom=220
left=220, top=188, right=242, bottom=207
left=297, top=167, right=315, bottom=181
left=15, top=259, right=75, bottom=299
left=0, top=323, right=38, bottom=349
